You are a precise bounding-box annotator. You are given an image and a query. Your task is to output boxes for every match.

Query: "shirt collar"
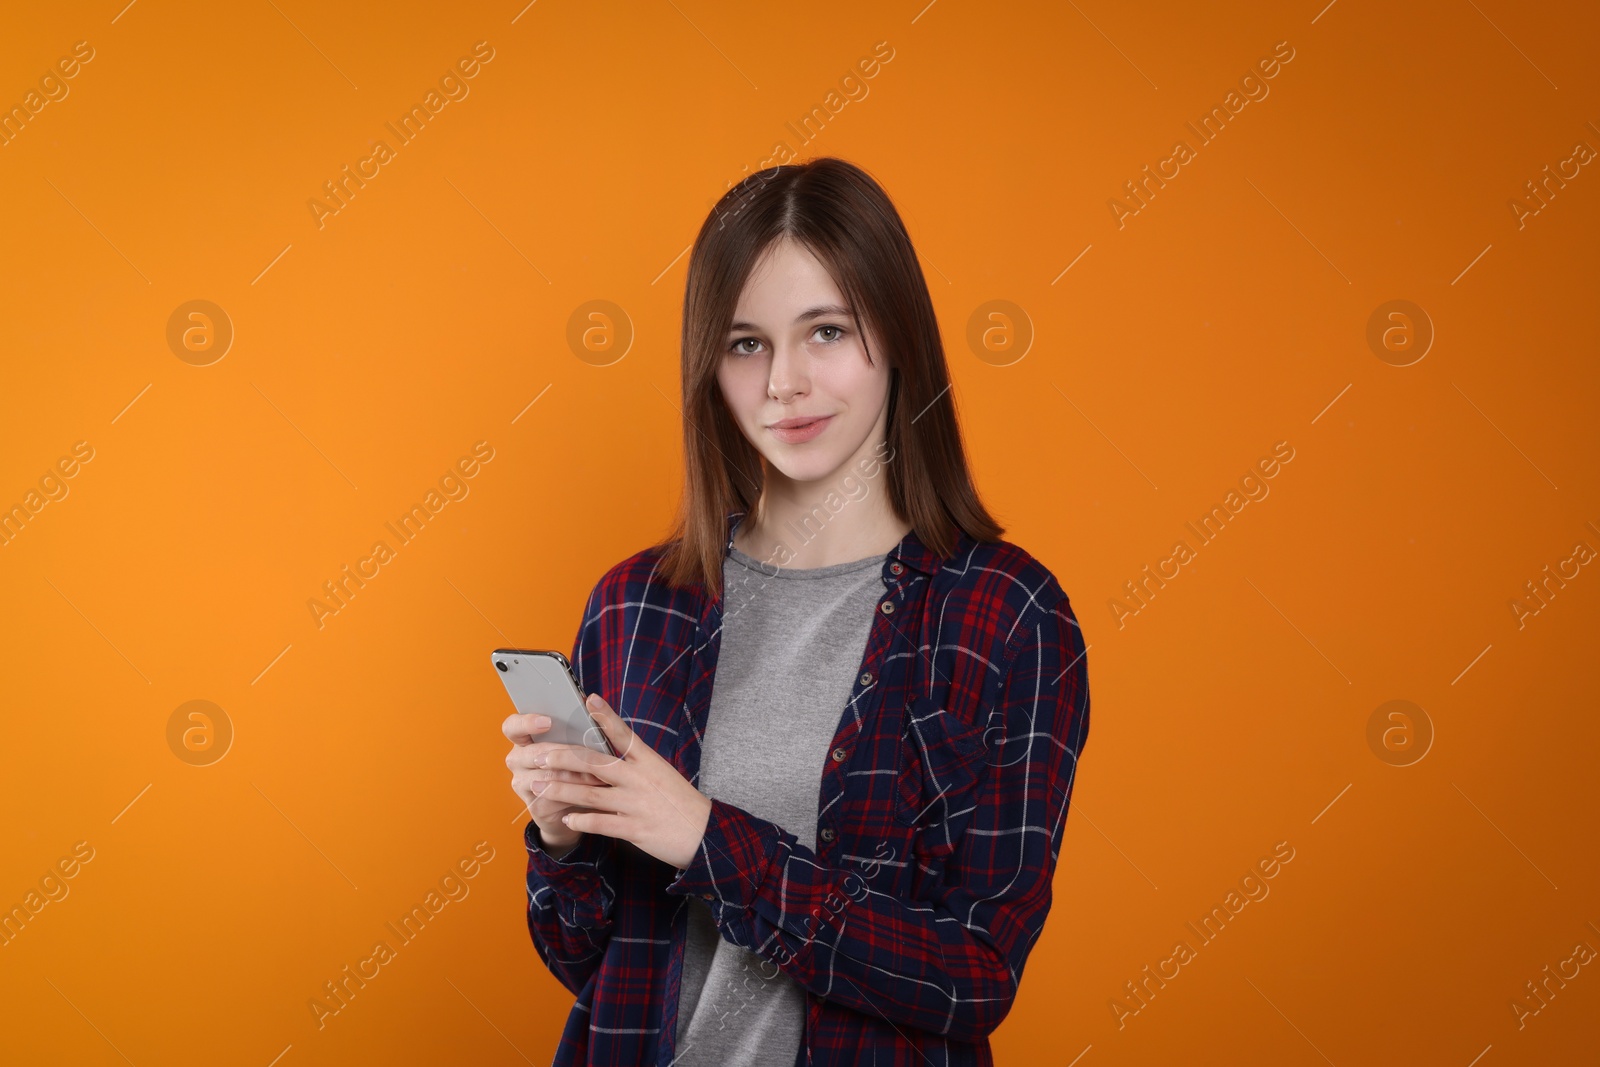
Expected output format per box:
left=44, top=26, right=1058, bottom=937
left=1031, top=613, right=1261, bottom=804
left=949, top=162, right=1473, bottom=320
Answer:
left=722, top=510, right=947, bottom=577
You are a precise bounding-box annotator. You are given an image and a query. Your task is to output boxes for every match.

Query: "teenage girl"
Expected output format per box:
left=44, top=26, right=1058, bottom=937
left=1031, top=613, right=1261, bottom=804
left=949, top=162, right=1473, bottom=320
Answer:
left=502, top=156, right=1091, bottom=1067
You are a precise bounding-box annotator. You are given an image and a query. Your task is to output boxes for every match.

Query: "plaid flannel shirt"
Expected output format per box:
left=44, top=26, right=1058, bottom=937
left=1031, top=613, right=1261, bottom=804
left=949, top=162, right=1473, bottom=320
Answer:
left=524, top=510, right=1091, bottom=1065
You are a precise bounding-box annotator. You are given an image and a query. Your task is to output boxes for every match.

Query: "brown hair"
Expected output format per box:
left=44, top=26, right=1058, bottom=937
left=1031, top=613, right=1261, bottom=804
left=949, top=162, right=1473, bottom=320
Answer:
left=652, top=156, right=1003, bottom=595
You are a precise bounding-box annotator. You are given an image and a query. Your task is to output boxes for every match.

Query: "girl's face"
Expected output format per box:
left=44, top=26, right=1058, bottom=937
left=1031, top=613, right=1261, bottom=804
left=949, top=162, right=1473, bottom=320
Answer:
left=716, top=237, right=891, bottom=488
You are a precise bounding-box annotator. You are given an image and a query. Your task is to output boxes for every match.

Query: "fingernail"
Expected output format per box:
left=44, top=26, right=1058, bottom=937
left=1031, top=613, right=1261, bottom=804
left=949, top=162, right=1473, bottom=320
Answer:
left=533, top=715, right=551, bottom=728
left=532, top=753, right=546, bottom=767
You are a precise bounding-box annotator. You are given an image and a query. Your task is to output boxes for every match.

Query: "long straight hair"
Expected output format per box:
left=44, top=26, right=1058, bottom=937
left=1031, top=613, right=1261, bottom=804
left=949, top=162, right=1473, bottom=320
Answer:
left=652, top=157, right=1003, bottom=596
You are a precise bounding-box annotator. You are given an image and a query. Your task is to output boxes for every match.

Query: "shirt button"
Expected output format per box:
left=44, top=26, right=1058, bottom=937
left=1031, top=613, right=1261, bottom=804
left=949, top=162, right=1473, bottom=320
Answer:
left=880, top=600, right=895, bottom=615
left=859, top=671, right=874, bottom=686
left=831, top=746, right=847, bottom=762
left=889, top=562, right=904, bottom=576
left=819, top=827, right=835, bottom=842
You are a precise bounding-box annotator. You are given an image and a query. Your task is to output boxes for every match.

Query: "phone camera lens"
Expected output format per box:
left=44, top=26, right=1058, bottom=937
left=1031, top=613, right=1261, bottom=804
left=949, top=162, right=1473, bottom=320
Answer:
left=495, top=661, right=508, bottom=672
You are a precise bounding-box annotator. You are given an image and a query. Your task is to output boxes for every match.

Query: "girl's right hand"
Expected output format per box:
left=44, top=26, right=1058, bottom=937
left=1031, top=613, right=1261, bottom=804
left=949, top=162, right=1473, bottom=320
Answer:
left=503, top=711, right=609, bottom=853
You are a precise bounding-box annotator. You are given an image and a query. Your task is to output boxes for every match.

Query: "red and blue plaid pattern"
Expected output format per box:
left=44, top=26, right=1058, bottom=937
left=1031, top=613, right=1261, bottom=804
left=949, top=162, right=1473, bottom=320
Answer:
left=524, top=511, right=1091, bottom=1065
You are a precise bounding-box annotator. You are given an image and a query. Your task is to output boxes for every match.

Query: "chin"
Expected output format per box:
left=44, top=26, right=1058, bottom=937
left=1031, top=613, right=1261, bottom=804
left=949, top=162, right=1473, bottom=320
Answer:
left=766, top=450, right=848, bottom=484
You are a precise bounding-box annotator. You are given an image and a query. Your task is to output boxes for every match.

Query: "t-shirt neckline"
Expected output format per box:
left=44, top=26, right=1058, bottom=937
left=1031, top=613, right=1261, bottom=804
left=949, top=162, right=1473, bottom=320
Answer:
left=726, top=544, right=887, bottom=580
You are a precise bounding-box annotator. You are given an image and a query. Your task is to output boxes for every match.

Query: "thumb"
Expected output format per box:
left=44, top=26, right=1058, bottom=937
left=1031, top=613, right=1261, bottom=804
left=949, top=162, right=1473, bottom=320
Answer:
left=585, top=693, right=637, bottom=761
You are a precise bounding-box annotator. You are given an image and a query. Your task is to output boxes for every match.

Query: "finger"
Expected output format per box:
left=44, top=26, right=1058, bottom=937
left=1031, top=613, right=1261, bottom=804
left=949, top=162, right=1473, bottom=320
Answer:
left=560, top=808, right=623, bottom=839
left=524, top=767, right=605, bottom=788
left=584, top=693, right=645, bottom=763
left=535, top=779, right=609, bottom=809
left=503, top=712, right=553, bottom=745
left=509, top=774, right=543, bottom=810
left=543, top=742, right=627, bottom=783
left=507, top=742, right=577, bottom=772
left=513, top=772, right=595, bottom=806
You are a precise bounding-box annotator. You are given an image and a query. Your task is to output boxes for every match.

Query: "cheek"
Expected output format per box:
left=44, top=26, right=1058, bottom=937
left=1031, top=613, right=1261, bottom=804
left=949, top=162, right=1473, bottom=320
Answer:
left=716, top=361, right=763, bottom=423
left=832, top=346, right=889, bottom=414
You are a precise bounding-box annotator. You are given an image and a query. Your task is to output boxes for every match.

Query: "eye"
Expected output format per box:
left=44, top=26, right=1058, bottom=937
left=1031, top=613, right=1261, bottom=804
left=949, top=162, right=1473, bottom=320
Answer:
left=814, top=325, right=847, bottom=344
left=727, top=337, right=763, bottom=357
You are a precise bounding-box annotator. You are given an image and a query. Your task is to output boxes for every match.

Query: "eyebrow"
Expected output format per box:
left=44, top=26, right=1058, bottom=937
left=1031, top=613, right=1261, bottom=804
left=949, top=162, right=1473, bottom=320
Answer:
left=728, top=304, right=854, bottom=332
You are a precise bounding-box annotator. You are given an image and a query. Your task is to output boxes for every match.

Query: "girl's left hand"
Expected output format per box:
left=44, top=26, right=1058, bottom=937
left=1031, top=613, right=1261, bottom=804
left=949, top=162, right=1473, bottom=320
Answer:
left=531, top=693, right=713, bottom=871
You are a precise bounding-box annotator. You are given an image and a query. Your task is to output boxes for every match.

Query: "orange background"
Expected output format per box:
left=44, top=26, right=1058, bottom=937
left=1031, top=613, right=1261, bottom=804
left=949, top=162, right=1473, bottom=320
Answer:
left=2, top=0, right=1596, bottom=1063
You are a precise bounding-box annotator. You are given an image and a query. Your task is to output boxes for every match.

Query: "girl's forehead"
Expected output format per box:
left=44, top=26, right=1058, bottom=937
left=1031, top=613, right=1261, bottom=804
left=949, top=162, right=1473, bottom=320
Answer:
left=736, top=252, right=847, bottom=318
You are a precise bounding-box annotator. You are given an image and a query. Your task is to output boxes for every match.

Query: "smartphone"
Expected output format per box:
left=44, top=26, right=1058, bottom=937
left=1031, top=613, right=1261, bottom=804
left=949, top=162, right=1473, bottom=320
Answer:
left=492, top=648, right=619, bottom=757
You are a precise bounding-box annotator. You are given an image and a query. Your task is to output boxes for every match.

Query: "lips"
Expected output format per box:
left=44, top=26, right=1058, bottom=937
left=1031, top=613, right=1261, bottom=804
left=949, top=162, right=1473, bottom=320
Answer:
left=767, top=415, right=833, bottom=443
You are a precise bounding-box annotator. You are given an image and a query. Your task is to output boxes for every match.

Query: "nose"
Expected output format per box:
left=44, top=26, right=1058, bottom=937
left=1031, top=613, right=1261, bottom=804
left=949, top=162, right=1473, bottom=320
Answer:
left=767, top=341, right=809, bottom=402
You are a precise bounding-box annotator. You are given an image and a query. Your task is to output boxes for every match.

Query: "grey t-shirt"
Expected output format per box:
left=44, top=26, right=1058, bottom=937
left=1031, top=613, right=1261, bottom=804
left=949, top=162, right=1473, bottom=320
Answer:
left=672, top=543, right=887, bottom=1066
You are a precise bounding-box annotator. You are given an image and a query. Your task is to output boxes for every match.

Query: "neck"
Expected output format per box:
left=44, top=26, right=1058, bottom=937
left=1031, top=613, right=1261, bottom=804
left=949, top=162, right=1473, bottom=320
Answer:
left=734, top=461, right=910, bottom=570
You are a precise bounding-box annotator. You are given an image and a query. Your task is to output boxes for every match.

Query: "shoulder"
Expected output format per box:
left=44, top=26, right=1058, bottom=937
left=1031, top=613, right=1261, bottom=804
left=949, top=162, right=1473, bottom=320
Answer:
left=933, top=536, right=1075, bottom=655
left=583, top=542, right=707, bottom=617
left=572, top=542, right=713, bottom=713
left=595, top=543, right=670, bottom=590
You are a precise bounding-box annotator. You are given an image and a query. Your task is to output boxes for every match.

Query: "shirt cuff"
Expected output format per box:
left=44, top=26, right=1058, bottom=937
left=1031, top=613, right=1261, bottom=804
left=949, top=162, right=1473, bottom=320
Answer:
left=525, top=818, right=614, bottom=890
left=664, top=797, right=783, bottom=912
